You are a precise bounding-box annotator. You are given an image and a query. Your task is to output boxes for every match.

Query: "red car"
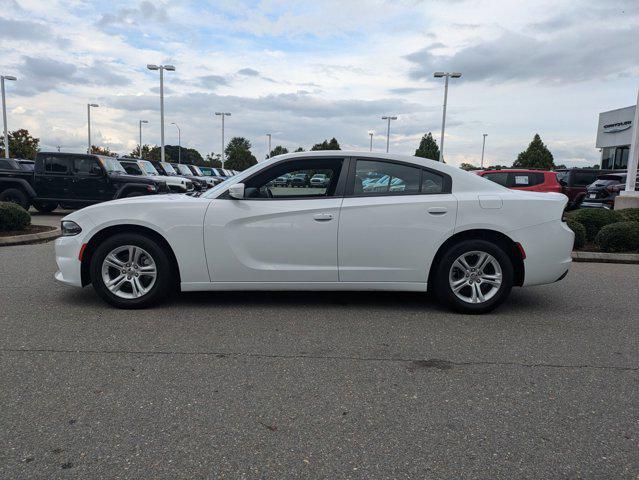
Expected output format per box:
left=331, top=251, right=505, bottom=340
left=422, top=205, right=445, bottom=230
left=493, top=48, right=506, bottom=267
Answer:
left=475, top=169, right=562, bottom=193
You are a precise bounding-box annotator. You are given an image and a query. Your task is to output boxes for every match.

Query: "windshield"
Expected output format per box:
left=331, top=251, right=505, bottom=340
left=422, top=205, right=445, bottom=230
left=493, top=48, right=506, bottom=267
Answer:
left=140, top=161, right=159, bottom=175
left=100, top=157, right=127, bottom=173
left=175, top=164, right=192, bottom=176
left=191, top=165, right=204, bottom=176
left=202, top=161, right=264, bottom=198
left=161, top=162, right=177, bottom=175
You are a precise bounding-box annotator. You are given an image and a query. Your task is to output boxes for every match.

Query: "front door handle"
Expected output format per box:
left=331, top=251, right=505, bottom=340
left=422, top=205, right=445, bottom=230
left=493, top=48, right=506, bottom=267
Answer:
left=427, top=207, right=447, bottom=215
left=313, top=213, right=334, bottom=222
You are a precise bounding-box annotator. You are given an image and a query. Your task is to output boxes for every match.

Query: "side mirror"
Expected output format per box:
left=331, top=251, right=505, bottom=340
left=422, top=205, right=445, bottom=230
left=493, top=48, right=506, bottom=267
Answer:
left=228, top=183, right=245, bottom=199
left=90, top=165, right=103, bottom=176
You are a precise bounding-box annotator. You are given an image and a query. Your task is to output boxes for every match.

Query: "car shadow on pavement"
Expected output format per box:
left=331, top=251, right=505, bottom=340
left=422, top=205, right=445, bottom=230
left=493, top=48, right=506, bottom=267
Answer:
left=58, top=284, right=554, bottom=317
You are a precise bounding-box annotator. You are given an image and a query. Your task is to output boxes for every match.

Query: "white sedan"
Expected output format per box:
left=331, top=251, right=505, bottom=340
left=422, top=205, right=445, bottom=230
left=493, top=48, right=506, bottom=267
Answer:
left=54, top=151, right=574, bottom=313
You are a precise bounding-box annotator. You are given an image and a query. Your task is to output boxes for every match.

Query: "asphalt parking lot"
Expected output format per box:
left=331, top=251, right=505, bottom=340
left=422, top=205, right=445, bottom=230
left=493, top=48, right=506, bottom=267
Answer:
left=0, top=242, right=637, bottom=479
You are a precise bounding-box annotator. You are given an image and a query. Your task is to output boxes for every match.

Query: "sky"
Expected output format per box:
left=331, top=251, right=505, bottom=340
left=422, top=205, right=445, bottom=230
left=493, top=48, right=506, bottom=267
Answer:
left=0, top=0, right=638, bottom=167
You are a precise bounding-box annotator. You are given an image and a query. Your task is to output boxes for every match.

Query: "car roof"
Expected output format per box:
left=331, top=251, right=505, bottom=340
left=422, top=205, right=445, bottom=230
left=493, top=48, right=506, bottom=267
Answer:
left=481, top=168, right=553, bottom=174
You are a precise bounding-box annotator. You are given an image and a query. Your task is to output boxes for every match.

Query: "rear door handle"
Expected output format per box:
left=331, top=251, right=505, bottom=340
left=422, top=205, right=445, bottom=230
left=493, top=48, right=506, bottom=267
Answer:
left=427, top=207, right=447, bottom=215
left=313, top=213, right=334, bottom=222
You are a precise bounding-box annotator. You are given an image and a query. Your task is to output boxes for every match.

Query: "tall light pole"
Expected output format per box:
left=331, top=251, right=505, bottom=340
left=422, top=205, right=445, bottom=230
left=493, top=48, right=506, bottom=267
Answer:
left=480, top=133, right=488, bottom=168
left=138, top=120, right=148, bottom=158
left=433, top=71, right=462, bottom=162
left=266, top=133, right=272, bottom=157
left=87, top=103, right=99, bottom=154
left=368, top=130, right=374, bottom=152
left=381, top=116, right=397, bottom=153
left=171, top=122, right=181, bottom=163
left=215, top=112, right=231, bottom=168
left=147, top=64, right=175, bottom=163
left=1, top=75, right=17, bottom=158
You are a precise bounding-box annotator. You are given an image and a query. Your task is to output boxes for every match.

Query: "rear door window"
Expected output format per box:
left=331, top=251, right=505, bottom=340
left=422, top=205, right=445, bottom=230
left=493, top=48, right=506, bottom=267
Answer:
left=355, top=160, right=421, bottom=195
left=482, top=172, right=508, bottom=186
left=44, top=155, right=71, bottom=174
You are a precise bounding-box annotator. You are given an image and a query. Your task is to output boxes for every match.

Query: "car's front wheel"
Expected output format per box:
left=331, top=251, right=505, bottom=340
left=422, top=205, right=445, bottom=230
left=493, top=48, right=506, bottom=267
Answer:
left=434, top=239, right=513, bottom=314
left=90, top=233, right=173, bottom=308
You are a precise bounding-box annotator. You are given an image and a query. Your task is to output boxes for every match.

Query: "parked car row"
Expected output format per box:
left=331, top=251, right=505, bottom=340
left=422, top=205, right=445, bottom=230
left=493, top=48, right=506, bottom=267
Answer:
left=0, top=152, right=238, bottom=212
left=475, top=167, right=635, bottom=210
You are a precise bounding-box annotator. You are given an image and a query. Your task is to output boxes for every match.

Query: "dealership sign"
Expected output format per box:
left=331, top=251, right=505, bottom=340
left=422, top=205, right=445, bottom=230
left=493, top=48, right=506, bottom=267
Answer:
left=603, top=120, right=632, bottom=133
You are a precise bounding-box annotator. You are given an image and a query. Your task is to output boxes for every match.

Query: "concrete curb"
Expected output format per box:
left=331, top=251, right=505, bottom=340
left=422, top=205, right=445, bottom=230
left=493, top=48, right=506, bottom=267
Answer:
left=572, top=251, right=639, bottom=264
left=0, top=226, right=61, bottom=246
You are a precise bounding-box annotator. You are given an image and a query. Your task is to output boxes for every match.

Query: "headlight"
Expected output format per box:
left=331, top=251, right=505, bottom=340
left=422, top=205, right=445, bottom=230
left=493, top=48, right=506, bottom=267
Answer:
left=61, top=220, right=82, bottom=236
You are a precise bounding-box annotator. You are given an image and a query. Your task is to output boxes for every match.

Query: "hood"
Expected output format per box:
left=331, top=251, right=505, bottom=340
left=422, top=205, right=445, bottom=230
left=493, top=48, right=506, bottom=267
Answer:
left=108, top=172, right=162, bottom=185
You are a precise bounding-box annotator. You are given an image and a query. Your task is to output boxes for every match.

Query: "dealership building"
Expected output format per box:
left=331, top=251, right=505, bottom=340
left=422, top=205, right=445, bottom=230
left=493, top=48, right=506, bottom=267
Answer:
left=596, top=105, right=634, bottom=169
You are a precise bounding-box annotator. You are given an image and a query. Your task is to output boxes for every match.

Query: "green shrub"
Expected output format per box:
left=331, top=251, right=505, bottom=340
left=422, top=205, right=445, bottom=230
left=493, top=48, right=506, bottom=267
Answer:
left=617, top=208, right=639, bottom=223
left=566, top=217, right=586, bottom=249
left=595, top=221, right=639, bottom=253
left=573, top=208, right=622, bottom=241
left=0, top=201, right=31, bottom=231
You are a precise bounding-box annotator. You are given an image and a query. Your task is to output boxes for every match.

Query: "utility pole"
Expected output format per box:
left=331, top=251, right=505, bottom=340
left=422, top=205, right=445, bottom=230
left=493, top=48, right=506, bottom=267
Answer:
left=87, top=103, right=99, bottom=154
left=433, top=71, right=462, bottom=162
left=1, top=75, right=17, bottom=158
left=368, top=131, right=374, bottom=152
left=147, top=64, right=175, bottom=162
left=138, top=120, right=148, bottom=158
left=381, top=116, right=397, bottom=153
left=480, top=133, right=487, bottom=168
left=215, top=112, right=231, bottom=168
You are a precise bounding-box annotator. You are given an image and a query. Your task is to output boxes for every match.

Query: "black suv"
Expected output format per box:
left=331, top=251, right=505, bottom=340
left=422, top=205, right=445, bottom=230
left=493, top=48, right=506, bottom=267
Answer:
left=0, top=152, right=167, bottom=212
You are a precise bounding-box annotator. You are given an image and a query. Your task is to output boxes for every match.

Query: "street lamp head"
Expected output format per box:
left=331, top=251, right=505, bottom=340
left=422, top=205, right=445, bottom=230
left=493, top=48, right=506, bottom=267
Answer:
left=433, top=72, right=445, bottom=78
left=147, top=64, right=159, bottom=71
left=141, top=120, right=148, bottom=124
left=2, top=75, right=17, bottom=81
left=451, top=72, right=462, bottom=78
left=88, top=103, right=99, bottom=107
left=164, top=65, right=176, bottom=71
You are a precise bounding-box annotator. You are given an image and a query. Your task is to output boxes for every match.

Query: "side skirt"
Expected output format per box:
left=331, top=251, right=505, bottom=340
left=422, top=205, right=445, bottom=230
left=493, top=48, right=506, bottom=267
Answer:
left=180, top=281, right=428, bottom=292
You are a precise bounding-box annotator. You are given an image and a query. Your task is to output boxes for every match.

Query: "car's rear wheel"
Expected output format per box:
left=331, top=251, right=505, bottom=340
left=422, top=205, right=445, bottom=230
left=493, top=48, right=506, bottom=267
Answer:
left=434, top=239, right=513, bottom=314
left=32, top=201, right=58, bottom=213
left=90, top=233, right=173, bottom=308
left=0, top=188, right=30, bottom=211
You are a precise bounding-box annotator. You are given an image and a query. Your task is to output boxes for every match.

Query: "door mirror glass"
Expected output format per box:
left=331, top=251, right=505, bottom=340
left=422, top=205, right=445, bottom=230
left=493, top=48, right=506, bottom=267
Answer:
left=229, top=183, right=245, bottom=199
left=90, top=164, right=103, bottom=176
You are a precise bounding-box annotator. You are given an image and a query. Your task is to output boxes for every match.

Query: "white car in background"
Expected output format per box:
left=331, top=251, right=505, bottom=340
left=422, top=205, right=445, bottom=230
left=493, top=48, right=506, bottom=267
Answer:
left=118, top=159, right=195, bottom=193
left=54, top=151, right=574, bottom=314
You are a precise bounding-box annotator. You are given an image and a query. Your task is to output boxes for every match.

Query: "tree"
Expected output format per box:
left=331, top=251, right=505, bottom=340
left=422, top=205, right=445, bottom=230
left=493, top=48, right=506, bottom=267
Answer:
left=267, top=145, right=288, bottom=158
left=311, top=138, right=341, bottom=150
left=460, top=162, right=480, bottom=171
left=224, top=137, right=257, bottom=171
left=414, top=132, right=440, bottom=161
left=206, top=152, right=222, bottom=168
left=147, top=146, right=172, bottom=162
left=128, top=144, right=152, bottom=159
left=0, top=129, right=40, bottom=159
left=91, top=145, right=116, bottom=156
left=163, top=145, right=205, bottom=165
left=294, top=147, right=305, bottom=152
left=513, top=134, right=554, bottom=170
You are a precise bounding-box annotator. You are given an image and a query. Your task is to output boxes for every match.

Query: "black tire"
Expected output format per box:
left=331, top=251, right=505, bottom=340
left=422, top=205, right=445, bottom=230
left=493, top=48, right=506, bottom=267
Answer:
left=0, top=188, right=30, bottom=210
left=90, top=233, right=173, bottom=309
left=32, top=201, right=58, bottom=213
left=433, top=239, right=514, bottom=314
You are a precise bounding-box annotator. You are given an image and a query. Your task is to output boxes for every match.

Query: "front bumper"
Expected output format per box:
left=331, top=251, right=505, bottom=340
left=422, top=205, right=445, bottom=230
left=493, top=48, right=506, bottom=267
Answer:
left=54, top=232, right=85, bottom=287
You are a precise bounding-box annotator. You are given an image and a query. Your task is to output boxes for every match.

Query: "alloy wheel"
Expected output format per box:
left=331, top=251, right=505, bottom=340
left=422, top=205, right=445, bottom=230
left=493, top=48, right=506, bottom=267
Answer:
left=448, top=250, right=502, bottom=304
left=101, top=245, right=157, bottom=299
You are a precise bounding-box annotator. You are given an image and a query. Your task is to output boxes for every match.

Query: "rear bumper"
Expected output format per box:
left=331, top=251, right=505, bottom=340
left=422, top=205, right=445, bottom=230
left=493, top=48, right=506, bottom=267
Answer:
left=509, top=220, right=574, bottom=287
